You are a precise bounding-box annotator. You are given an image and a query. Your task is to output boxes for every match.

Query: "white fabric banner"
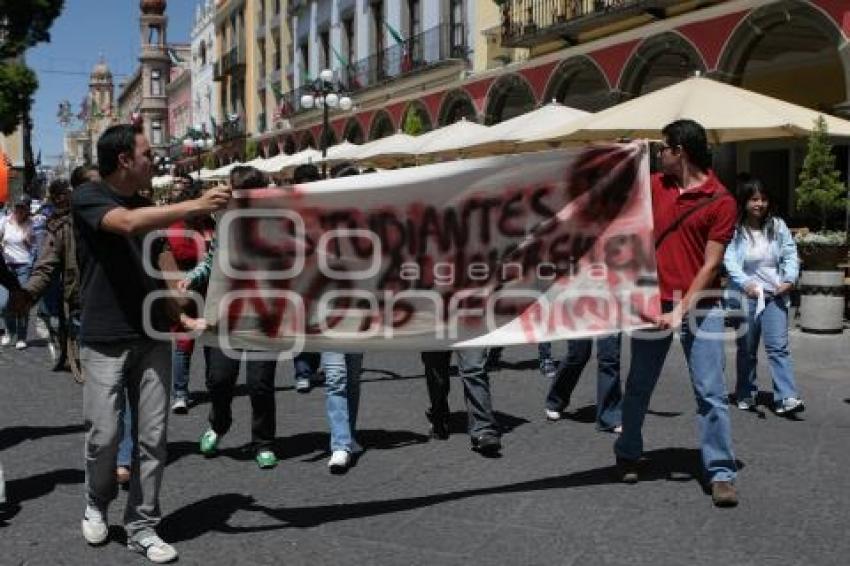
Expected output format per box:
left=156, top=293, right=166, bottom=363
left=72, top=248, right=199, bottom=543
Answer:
left=202, top=142, right=661, bottom=352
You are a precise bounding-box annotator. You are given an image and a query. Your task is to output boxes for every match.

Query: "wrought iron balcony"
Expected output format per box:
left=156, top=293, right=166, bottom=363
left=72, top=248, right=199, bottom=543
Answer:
left=278, top=23, right=467, bottom=117
left=214, top=44, right=246, bottom=81
left=500, top=0, right=696, bottom=48
left=215, top=115, right=246, bottom=143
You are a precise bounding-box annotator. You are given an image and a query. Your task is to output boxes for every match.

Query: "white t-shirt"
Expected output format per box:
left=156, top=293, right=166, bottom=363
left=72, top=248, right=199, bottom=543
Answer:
left=742, top=229, right=781, bottom=293
left=0, top=215, right=34, bottom=265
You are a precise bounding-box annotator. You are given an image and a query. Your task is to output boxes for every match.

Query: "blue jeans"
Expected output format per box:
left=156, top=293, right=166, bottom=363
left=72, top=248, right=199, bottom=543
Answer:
left=117, top=392, right=133, bottom=468
left=735, top=296, right=799, bottom=405
left=0, top=263, right=31, bottom=341
left=322, top=352, right=363, bottom=452
left=546, top=334, right=622, bottom=430
left=294, top=352, right=320, bottom=382
left=171, top=341, right=193, bottom=401
left=614, top=303, right=737, bottom=483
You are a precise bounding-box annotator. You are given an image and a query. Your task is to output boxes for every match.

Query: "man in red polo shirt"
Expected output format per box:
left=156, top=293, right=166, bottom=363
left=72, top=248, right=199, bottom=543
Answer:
left=614, top=119, right=739, bottom=507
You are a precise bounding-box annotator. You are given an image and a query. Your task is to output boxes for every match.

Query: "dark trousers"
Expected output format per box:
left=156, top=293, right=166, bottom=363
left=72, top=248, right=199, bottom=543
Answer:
left=421, top=350, right=499, bottom=437
left=546, top=334, right=623, bottom=430
left=205, top=347, right=277, bottom=451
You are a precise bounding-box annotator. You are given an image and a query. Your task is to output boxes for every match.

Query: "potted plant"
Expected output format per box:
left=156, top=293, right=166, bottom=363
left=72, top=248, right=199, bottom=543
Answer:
left=794, top=116, right=848, bottom=333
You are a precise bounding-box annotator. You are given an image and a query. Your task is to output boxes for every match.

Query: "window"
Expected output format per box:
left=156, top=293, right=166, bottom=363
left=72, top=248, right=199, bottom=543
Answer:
left=320, top=30, right=330, bottom=71
left=200, top=41, right=207, bottom=66
left=372, top=1, right=385, bottom=78
left=151, top=69, right=162, bottom=96
left=449, top=0, right=464, bottom=56
left=152, top=120, right=163, bottom=145
left=299, top=43, right=308, bottom=80
left=343, top=17, right=355, bottom=65
left=408, top=0, right=420, bottom=38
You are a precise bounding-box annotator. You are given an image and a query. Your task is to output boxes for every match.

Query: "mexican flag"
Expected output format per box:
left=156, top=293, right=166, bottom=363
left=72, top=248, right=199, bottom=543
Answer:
left=331, top=45, right=360, bottom=90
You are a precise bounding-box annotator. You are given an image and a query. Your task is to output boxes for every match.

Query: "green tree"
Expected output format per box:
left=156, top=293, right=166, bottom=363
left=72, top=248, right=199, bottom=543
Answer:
left=795, top=115, right=847, bottom=231
left=402, top=106, right=424, bottom=135
left=245, top=138, right=259, bottom=160
left=0, top=0, right=65, bottom=191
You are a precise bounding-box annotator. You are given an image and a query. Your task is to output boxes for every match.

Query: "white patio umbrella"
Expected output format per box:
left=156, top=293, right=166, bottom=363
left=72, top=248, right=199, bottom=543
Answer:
left=201, top=160, right=242, bottom=180
left=353, top=131, right=420, bottom=167
left=523, top=76, right=850, bottom=146
left=255, top=152, right=291, bottom=173
left=279, top=148, right=323, bottom=172
left=320, top=140, right=362, bottom=163
left=413, top=118, right=491, bottom=161
left=151, top=174, right=173, bottom=189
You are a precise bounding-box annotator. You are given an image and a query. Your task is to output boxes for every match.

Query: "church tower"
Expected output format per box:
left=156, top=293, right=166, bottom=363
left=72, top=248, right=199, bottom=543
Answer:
left=88, top=57, right=115, bottom=144
left=139, top=0, right=171, bottom=152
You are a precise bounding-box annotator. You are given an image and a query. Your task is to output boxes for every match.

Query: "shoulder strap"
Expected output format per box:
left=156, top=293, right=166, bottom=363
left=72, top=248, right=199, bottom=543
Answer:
left=654, top=193, right=721, bottom=249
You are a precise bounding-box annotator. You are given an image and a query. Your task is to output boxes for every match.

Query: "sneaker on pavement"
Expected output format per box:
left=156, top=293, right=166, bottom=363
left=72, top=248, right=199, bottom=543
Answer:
left=545, top=408, right=562, bottom=421
left=328, top=450, right=351, bottom=474
left=711, top=481, right=739, bottom=507
left=199, top=428, right=220, bottom=456
left=736, top=397, right=756, bottom=411
left=171, top=398, right=188, bottom=414
left=0, top=334, right=10, bottom=346
left=15, top=340, right=27, bottom=350
left=295, top=377, right=311, bottom=393
left=128, top=534, right=178, bottom=564
left=426, top=410, right=449, bottom=440
left=34, top=318, right=50, bottom=339
left=256, top=449, right=278, bottom=469
left=471, top=433, right=502, bottom=456
left=81, top=506, right=108, bottom=545
left=775, top=397, right=804, bottom=416
left=616, top=457, right=639, bottom=484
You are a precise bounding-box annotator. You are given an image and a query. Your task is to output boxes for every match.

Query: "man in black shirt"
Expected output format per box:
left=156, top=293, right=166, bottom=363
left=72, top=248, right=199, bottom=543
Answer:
left=73, top=124, right=229, bottom=563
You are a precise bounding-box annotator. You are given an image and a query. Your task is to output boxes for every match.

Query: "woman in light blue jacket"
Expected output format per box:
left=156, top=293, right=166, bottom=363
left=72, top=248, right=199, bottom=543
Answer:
left=723, top=178, right=804, bottom=416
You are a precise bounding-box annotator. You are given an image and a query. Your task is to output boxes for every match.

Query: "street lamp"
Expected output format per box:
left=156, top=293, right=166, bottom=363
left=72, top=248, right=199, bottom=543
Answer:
left=300, top=68, right=353, bottom=177
left=182, top=126, right=215, bottom=173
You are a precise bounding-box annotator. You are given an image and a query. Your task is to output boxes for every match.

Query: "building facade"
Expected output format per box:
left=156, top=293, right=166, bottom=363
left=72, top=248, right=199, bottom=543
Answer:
left=229, top=0, right=845, bottom=220
left=63, top=58, right=118, bottom=168
left=167, top=61, right=193, bottom=158
left=191, top=0, right=218, bottom=137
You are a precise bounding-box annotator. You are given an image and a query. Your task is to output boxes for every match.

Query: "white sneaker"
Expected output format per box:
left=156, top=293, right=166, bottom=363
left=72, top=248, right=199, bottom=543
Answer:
left=46, top=340, right=58, bottom=362
left=775, top=397, right=804, bottom=415
left=545, top=409, right=561, bottom=421
left=15, top=340, right=27, bottom=350
left=171, top=398, right=188, bottom=414
left=128, top=534, right=178, bottom=564
left=737, top=397, right=756, bottom=411
left=81, top=506, right=108, bottom=545
left=328, top=450, right=351, bottom=473
left=35, top=318, right=50, bottom=339
left=0, top=335, right=10, bottom=346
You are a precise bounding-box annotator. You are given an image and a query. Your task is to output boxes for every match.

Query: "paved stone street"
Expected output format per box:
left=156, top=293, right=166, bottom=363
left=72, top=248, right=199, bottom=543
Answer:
left=1, top=330, right=849, bottom=566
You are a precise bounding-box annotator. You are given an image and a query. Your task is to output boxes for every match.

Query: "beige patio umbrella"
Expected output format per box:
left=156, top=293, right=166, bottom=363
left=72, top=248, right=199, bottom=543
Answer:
left=277, top=148, right=324, bottom=173
left=454, top=103, right=590, bottom=157
left=354, top=131, right=420, bottom=168
left=413, top=118, right=491, bottom=161
left=522, top=76, right=850, bottom=147
left=315, top=140, right=362, bottom=164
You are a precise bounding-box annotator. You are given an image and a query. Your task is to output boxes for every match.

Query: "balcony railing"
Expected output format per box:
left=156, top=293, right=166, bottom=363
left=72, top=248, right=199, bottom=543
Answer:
left=500, top=0, right=687, bottom=47
left=215, top=47, right=245, bottom=81
left=280, top=22, right=467, bottom=116
left=215, top=116, right=246, bottom=143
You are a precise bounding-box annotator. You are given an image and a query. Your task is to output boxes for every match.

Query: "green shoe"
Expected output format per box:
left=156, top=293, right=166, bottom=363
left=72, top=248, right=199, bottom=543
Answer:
left=255, top=449, right=278, bottom=469
left=199, top=429, right=220, bottom=456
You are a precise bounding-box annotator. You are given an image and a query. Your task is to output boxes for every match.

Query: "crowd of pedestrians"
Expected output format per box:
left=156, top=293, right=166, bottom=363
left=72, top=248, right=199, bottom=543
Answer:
left=0, top=119, right=811, bottom=564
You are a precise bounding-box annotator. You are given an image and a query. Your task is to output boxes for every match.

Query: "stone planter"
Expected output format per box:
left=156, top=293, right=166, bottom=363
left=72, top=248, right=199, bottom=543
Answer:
left=799, top=270, right=845, bottom=334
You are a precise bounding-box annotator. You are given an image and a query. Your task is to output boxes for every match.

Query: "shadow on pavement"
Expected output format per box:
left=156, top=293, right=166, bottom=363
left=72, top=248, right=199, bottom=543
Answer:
left=5, top=468, right=84, bottom=508
left=162, top=447, right=732, bottom=541
left=0, top=424, right=85, bottom=451
left=167, top=428, right=431, bottom=466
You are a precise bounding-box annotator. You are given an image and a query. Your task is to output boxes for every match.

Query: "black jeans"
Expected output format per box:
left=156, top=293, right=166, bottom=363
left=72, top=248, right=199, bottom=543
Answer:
left=205, top=347, right=277, bottom=451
